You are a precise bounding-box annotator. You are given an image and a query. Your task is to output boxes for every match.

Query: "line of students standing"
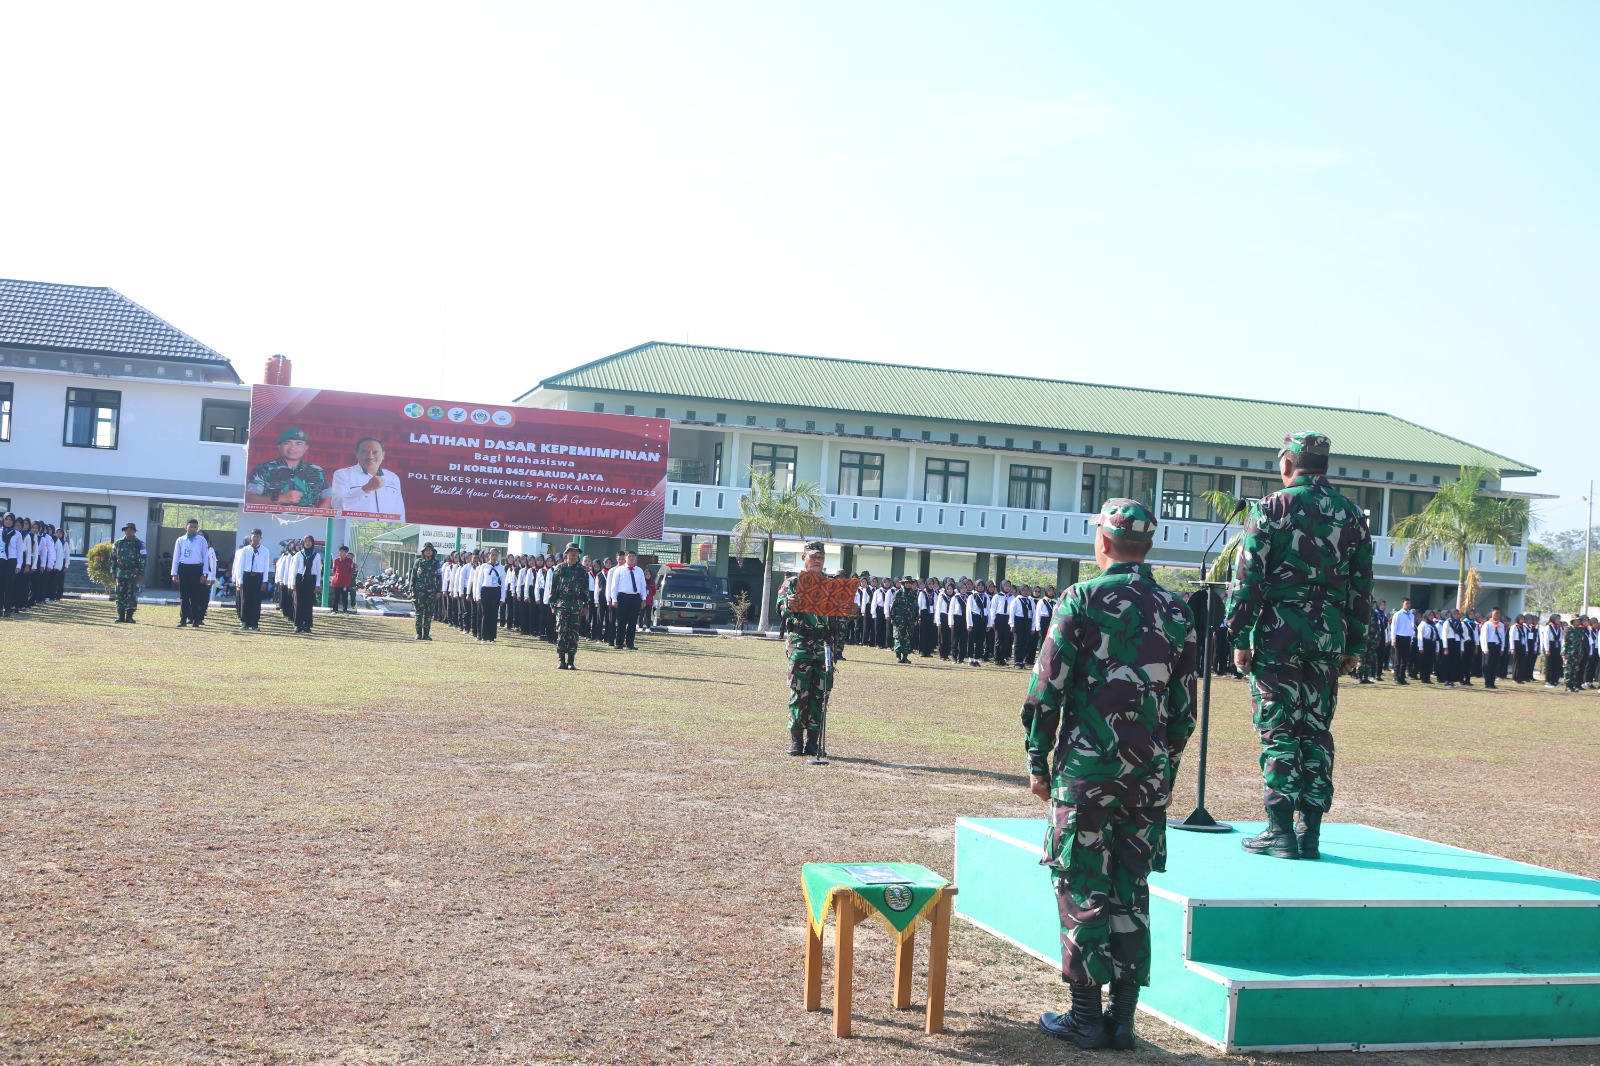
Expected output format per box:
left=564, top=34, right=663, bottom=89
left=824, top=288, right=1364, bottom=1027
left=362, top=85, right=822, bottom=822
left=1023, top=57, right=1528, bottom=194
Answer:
left=434, top=550, right=656, bottom=649
left=1378, top=600, right=1597, bottom=691
left=846, top=573, right=1058, bottom=669
left=0, top=513, right=71, bottom=617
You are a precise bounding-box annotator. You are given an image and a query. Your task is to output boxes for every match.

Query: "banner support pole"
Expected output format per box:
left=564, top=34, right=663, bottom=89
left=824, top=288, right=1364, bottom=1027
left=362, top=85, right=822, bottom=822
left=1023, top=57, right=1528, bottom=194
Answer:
left=321, top=517, right=334, bottom=608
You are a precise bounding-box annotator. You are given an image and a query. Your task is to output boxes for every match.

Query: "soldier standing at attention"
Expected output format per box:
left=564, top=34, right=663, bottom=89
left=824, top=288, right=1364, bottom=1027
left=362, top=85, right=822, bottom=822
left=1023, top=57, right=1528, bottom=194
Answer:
left=1562, top=616, right=1586, bottom=693
left=890, top=575, right=918, bottom=663
left=778, top=540, right=840, bottom=756
left=1025, top=500, right=1196, bottom=1050
left=551, top=542, right=590, bottom=669
left=1225, top=432, right=1373, bottom=862
left=410, top=543, right=442, bottom=640
left=111, top=522, right=146, bottom=623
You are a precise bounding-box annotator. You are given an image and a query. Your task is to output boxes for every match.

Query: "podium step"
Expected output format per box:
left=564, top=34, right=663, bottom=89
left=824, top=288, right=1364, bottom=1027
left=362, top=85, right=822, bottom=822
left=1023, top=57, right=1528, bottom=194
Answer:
left=954, top=817, right=1600, bottom=1052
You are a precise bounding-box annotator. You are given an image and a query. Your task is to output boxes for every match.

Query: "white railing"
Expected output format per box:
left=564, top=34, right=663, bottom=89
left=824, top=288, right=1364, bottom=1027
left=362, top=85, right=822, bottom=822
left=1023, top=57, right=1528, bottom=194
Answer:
left=662, top=483, right=1524, bottom=575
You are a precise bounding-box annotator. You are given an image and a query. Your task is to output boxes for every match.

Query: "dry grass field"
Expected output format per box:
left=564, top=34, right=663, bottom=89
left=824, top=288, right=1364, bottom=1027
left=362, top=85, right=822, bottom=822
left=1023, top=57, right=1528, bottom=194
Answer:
left=2, top=600, right=1597, bottom=1065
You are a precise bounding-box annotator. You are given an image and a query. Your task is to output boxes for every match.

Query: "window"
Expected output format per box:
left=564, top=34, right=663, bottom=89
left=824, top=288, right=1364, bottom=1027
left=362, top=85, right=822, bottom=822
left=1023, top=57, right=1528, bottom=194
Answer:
left=716, top=413, right=726, bottom=423
left=655, top=408, right=666, bottom=418
left=1080, top=465, right=1156, bottom=513
left=749, top=442, right=798, bottom=490
left=1137, top=449, right=1146, bottom=460
left=949, top=433, right=959, bottom=444
left=1409, top=472, right=1418, bottom=483
left=838, top=451, right=884, bottom=497
left=64, top=388, right=120, bottom=448
left=1008, top=465, right=1051, bottom=510
left=892, top=428, right=902, bottom=439
left=836, top=423, right=846, bottom=435
left=1239, top=476, right=1274, bottom=504
left=1005, top=438, right=1014, bottom=448
left=1110, top=446, right=1120, bottom=457
left=199, top=399, right=249, bottom=443
left=0, top=381, right=11, bottom=441
left=625, top=404, right=635, bottom=415
left=219, top=455, right=231, bottom=476
left=977, top=435, right=986, bottom=446
left=805, top=420, right=815, bottom=432
left=922, top=430, right=931, bottom=441
left=686, top=410, right=696, bottom=420
left=745, top=415, right=756, bottom=426
left=1032, top=440, right=1041, bottom=451
left=1057, top=442, right=1068, bottom=452
left=1161, top=472, right=1236, bottom=521
left=0, top=497, right=9, bottom=514
left=1332, top=482, right=1384, bottom=525
left=712, top=442, right=723, bottom=485
left=925, top=458, right=969, bottom=503
left=62, top=503, right=114, bottom=556
left=1387, top=490, right=1435, bottom=533
left=864, top=425, right=874, bottom=436
left=593, top=403, right=605, bottom=413
left=776, top=418, right=786, bottom=429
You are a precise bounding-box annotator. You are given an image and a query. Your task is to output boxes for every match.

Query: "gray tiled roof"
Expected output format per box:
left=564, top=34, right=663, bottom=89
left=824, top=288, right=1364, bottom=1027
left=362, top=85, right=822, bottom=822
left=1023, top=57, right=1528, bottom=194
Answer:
left=0, top=278, right=237, bottom=377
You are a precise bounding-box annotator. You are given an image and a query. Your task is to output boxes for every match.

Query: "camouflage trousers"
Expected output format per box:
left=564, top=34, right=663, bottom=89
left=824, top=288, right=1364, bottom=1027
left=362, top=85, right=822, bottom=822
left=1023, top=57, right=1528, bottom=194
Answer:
left=1248, top=655, right=1339, bottom=813
left=786, top=645, right=834, bottom=730
left=555, top=606, right=582, bottom=658
left=413, top=595, right=436, bottom=637
left=116, top=577, right=139, bottom=617
left=1044, top=802, right=1165, bottom=987
left=892, top=620, right=915, bottom=657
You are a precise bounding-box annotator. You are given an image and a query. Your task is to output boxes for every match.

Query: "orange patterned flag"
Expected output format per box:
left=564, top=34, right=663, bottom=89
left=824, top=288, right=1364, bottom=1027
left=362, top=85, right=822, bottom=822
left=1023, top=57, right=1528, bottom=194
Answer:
left=792, top=572, right=862, bottom=617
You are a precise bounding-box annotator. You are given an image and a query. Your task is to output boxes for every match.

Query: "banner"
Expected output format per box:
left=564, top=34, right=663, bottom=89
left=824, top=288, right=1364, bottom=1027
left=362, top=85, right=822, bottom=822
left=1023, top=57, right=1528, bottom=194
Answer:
left=244, top=385, right=669, bottom=538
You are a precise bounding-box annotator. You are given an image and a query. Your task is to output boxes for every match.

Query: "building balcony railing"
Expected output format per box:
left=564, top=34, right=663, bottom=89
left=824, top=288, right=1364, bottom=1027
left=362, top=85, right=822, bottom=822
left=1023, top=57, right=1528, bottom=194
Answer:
left=662, top=482, right=1524, bottom=577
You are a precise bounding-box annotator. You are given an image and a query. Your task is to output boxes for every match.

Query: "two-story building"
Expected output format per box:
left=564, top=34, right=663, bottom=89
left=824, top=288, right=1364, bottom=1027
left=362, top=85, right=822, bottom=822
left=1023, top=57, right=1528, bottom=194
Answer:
left=0, top=278, right=247, bottom=586
left=517, top=342, right=1542, bottom=614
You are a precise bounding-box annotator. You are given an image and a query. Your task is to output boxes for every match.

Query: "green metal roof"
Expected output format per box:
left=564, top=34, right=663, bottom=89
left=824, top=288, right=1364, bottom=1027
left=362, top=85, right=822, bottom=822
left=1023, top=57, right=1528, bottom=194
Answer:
left=528, top=343, right=1538, bottom=478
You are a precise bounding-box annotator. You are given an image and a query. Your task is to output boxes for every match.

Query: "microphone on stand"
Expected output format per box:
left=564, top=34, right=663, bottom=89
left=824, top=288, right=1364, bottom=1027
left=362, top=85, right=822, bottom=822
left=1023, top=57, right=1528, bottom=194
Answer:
left=1172, top=497, right=1249, bottom=834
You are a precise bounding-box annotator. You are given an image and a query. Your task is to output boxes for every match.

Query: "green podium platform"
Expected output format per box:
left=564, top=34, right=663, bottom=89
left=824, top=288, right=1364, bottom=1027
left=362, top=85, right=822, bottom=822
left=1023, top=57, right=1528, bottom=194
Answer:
left=954, top=818, right=1600, bottom=1052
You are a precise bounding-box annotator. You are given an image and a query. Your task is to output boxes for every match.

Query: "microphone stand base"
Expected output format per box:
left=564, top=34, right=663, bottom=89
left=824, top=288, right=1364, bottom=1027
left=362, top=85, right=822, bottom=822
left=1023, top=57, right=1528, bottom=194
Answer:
left=1171, top=807, right=1234, bottom=834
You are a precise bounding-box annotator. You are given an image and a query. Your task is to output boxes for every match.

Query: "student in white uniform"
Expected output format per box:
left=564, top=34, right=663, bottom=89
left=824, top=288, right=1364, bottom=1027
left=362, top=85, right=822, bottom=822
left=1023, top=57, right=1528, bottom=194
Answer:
left=233, top=529, right=273, bottom=631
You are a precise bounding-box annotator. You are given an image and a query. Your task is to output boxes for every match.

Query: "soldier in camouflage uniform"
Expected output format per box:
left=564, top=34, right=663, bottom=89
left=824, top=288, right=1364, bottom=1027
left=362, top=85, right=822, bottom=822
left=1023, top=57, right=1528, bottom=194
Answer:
left=778, top=540, right=842, bottom=756
left=551, top=542, right=591, bottom=669
left=410, top=543, right=442, bottom=640
left=111, top=522, right=146, bottom=623
left=1024, top=499, right=1196, bottom=1051
left=1225, top=431, right=1374, bottom=862
left=244, top=428, right=331, bottom=510
left=1562, top=617, right=1586, bottom=693
left=890, top=575, right=919, bottom=663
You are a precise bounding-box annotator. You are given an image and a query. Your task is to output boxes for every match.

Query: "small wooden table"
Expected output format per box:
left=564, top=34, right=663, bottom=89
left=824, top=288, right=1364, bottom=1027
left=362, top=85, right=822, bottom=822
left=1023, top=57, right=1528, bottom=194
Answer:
left=801, top=871, right=956, bottom=1038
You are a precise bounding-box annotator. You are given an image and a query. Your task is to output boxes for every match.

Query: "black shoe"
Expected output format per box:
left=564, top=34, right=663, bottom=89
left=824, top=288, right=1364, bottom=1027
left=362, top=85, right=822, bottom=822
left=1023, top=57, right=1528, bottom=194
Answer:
left=1296, top=807, right=1323, bottom=861
left=788, top=726, right=805, bottom=756
left=1105, top=979, right=1139, bottom=1050
left=1039, top=1011, right=1107, bottom=1048
left=1358, top=678, right=1373, bottom=685
left=1243, top=804, right=1300, bottom=859
left=803, top=731, right=819, bottom=756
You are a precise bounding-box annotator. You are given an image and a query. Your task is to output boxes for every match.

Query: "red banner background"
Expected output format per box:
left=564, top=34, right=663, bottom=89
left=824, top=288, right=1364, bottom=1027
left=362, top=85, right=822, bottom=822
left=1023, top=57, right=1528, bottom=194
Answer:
left=245, top=385, right=669, bottom=537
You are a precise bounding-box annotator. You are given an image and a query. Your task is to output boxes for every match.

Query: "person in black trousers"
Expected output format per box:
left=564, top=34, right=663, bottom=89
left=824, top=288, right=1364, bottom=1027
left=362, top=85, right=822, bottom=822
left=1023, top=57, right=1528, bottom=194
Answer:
left=233, top=528, right=272, bottom=632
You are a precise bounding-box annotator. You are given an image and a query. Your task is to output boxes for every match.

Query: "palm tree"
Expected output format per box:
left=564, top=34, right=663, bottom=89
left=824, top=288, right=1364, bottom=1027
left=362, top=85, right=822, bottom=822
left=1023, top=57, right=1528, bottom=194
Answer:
left=731, top=469, right=830, bottom=632
left=1389, top=464, right=1531, bottom=610
left=1199, top=488, right=1251, bottom=583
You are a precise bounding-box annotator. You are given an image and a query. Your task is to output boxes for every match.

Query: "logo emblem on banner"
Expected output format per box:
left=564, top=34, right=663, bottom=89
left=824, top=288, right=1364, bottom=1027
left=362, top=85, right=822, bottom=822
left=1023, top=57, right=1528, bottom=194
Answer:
left=470, top=409, right=491, bottom=425
left=426, top=405, right=446, bottom=420
left=403, top=403, right=424, bottom=418
left=884, top=885, right=914, bottom=912
left=491, top=410, right=513, bottom=426
left=447, top=407, right=468, bottom=422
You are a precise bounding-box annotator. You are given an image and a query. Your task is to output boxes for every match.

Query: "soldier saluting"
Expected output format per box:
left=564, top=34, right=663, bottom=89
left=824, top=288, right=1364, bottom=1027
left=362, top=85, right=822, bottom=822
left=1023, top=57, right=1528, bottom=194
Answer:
left=1024, top=499, right=1197, bottom=1050
left=1225, top=431, right=1374, bottom=861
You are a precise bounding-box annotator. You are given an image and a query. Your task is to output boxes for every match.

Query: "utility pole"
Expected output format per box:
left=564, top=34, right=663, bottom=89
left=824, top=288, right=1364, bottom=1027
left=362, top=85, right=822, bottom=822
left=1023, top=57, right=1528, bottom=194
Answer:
left=1583, top=480, right=1594, bottom=616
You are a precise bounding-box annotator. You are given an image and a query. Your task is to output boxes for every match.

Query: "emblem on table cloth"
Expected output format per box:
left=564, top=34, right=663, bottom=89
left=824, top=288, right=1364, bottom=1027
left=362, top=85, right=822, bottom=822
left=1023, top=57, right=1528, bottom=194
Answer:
left=883, top=885, right=914, bottom=912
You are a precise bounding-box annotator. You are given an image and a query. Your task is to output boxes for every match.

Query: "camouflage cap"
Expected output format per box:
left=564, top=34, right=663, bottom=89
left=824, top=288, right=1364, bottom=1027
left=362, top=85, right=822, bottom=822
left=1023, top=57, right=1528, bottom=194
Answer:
left=1091, top=498, right=1158, bottom=541
left=1278, top=430, right=1331, bottom=458
left=803, top=540, right=826, bottom=555
left=277, top=427, right=309, bottom=445
left=564, top=541, right=581, bottom=553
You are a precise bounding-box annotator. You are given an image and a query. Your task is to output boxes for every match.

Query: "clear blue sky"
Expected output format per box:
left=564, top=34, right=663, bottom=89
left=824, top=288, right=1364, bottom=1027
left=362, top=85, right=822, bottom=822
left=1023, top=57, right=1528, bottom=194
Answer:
left=3, top=2, right=1593, bottom=528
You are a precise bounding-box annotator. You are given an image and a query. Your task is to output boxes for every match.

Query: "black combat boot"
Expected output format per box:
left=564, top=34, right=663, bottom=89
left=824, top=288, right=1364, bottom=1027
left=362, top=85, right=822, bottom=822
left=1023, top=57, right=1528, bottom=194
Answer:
left=1297, top=807, right=1323, bottom=861
left=116, top=609, right=126, bottom=623
left=803, top=729, right=819, bottom=756
left=1242, top=803, right=1300, bottom=859
left=787, top=725, right=805, bottom=756
left=1104, top=979, right=1139, bottom=1050
left=1040, top=982, right=1107, bottom=1048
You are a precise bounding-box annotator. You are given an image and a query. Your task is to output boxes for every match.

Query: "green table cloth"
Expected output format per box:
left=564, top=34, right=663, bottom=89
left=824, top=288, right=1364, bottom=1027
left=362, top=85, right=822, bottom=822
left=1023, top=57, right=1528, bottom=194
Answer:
left=802, top=862, right=950, bottom=944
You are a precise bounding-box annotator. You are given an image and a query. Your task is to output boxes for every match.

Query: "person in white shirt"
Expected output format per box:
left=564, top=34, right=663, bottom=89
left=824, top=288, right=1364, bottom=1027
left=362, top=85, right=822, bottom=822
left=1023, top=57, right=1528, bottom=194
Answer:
left=990, top=582, right=1015, bottom=666
left=1478, top=608, right=1507, bottom=690
left=233, top=528, right=273, bottom=631
left=606, top=550, right=648, bottom=650
left=170, top=519, right=213, bottom=628
left=52, top=529, right=69, bottom=601
left=33, top=524, right=56, bottom=606
left=1387, top=599, right=1416, bottom=685
left=0, top=512, right=22, bottom=617
left=472, top=548, right=506, bottom=643
left=288, top=535, right=323, bottom=634
left=330, top=437, right=406, bottom=520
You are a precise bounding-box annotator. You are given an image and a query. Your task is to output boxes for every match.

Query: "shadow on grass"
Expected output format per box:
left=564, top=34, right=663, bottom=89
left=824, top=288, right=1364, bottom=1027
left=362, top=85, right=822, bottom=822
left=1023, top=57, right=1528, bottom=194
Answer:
left=830, top=754, right=1030, bottom=788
